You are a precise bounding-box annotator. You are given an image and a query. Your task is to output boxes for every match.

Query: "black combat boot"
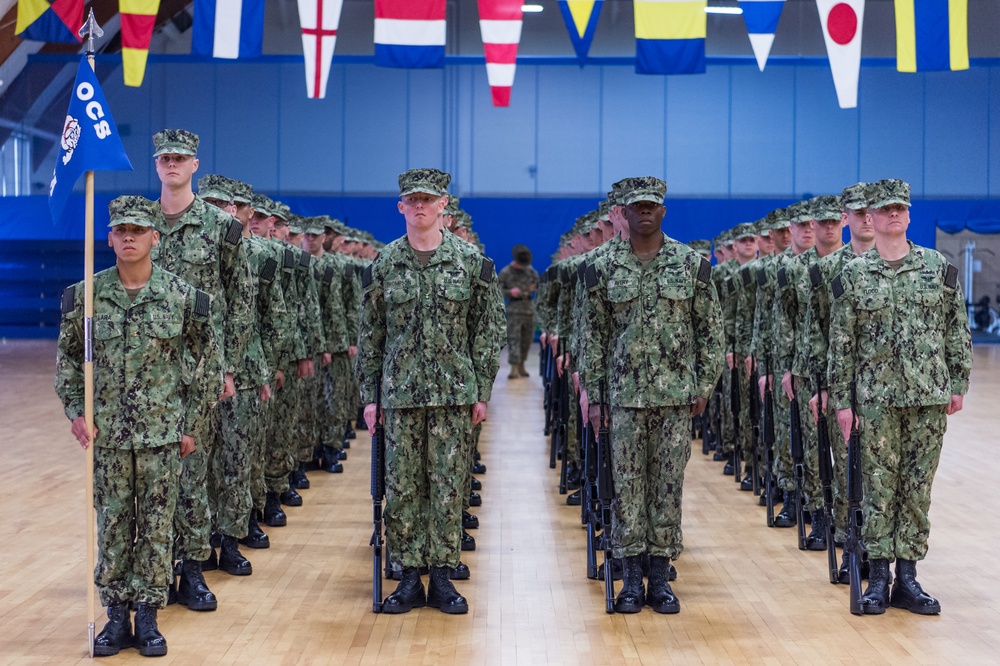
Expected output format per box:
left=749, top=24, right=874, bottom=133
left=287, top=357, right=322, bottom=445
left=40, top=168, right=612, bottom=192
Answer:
left=890, top=559, right=941, bottom=614
left=860, top=558, right=891, bottom=614
left=290, top=463, right=310, bottom=490
left=383, top=567, right=426, bottom=614
left=773, top=491, right=798, bottom=528
left=219, top=535, right=252, bottom=576
left=263, top=492, right=287, bottom=527
left=335, top=446, right=347, bottom=460
left=427, top=566, right=469, bottom=614
left=713, top=448, right=727, bottom=462
left=805, top=511, right=828, bottom=551
left=132, top=604, right=168, bottom=657
left=461, top=530, right=476, bottom=551
left=468, top=491, right=482, bottom=507
left=448, top=561, right=471, bottom=580
left=723, top=452, right=735, bottom=476
left=472, top=461, right=487, bottom=475
left=280, top=488, right=303, bottom=507
left=566, top=489, right=582, bottom=506
left=240, top=511, right=270, bottom=549
left=614, top=555, right=645, bottom=613
left=838, top=550, right=851, bottom=585
left=201, top=548, right=218, bottom=572
left=646, top=556, right=680, bottom=614
left=345, top=422, right=356, bottom=441
left=320, top=445, right=343, bottom=473
left=739, top=466, right=754, bottom=491
left=93, top=602, right=132, bottom=656
left=565, top=463, right=582, bottom=490
left=175, top=560, right=217, bottom=611
left=470, top=477, right=482, bottom=491
left=356, top=407, right=368, bottom=431
left=462, top=511, right=479, bottom=530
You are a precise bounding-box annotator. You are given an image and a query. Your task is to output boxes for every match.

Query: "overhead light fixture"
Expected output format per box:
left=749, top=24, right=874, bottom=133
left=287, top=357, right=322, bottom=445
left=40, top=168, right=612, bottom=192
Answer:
left=705, top=6, right=743, bottom=14
left=521, top=4, right=544, bottom=12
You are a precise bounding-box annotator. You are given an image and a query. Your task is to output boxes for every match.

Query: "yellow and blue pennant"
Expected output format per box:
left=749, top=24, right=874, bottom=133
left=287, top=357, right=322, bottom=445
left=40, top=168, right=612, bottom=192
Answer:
left=634, top=0, right=707, bottom=75
left=894, top=0, right=968, bottom=72
left=558, top=1, right=604, bottom=64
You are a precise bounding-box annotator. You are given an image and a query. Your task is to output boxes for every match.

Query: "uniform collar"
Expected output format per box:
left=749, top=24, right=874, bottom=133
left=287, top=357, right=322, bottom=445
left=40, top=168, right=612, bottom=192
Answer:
left=153, top=196, right=206, bottom=234
left=863, top=241, right=923, bottom=274
left=98, top=265, right=169, bottom=309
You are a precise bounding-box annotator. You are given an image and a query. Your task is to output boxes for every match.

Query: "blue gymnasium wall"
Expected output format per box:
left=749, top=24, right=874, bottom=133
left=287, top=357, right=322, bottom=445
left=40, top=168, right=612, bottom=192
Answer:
left=4, top=54, right=1000, bottom=337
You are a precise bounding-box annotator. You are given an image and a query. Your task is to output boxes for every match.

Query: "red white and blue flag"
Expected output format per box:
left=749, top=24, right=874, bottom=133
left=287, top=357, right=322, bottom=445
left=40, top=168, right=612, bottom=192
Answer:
left=192, top=0, right=265, bottom=59
left=477, top=0, right=523, bottom=107
left=374, top=0, right=446, bottom=69
left=297, top=0, right=344, bottom=99
left=738, top=0, right=786, bottom=71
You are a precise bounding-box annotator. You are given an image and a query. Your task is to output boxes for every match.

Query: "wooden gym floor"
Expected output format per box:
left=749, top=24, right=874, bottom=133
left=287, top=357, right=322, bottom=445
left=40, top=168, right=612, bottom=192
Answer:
left=1, top=339, right=999, bottom=665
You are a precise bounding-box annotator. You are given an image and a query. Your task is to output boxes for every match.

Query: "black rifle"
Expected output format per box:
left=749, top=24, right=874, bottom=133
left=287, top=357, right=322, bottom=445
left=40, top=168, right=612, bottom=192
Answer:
left=370, top=377, right=386, bottom=613
left=596, top=381, right=615, bottom=614
left=557, top=345, right=571, bottom=494
left=730, top=334, right=742, bottom=484
left=583, top=420, right=599, bottom=580
left=548, top=339, right=562, bottom=469
left=748, top=360, right=762, bottom=495
left=789, top=378, right=807, bottom=550
left=762, top=356, right=776, bottom=526
left=543, top=342, right=554, bottom=438
left=816, top=374, right=838, bottom=583
left=846, top=381, right=864, bottom=614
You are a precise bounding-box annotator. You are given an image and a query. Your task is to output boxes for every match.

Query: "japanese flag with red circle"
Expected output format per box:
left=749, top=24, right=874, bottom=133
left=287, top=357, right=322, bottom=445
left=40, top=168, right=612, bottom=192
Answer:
left=816, top=0, right=865, bottom=109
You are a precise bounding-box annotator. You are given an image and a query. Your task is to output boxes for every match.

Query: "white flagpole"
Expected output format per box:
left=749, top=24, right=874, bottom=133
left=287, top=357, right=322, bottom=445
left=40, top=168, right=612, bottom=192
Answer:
left=78, top=9, right=104, bottom=659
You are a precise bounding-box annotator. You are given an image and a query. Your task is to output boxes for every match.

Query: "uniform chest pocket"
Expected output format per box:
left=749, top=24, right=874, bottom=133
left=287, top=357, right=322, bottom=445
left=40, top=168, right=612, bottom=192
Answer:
left=144, top=313, right=183, bottom=340
left=386, top=282, right=418, bottom=305
left=93, top=318, right=123, bottom=340
left=182, top=239, right=217, bottom=266
left=607, top=280, right=640, bottom=304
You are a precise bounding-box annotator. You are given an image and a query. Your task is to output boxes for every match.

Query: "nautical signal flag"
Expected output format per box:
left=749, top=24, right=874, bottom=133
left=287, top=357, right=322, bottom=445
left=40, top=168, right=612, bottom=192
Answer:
left=297, top=0, right=344, bottom=98
left=738, top=0, right=786, bottom=71
left=120, top=0, right=161, bottom=87
left=192, top=0, right=265, bottom=59
left=374, top=0, right=446, bottom=69
left=50, top=57, right=133, bottom=223
left=634, top=0, right=707, bottom=75
left=15, top=0, right=83, bottom=43
left=894, top=0, right=968, bottom=72
left=816, top=0, right=865, bottom=109
left=477, top=0, right=524, bottom=107
left=557, top=1, right=604, bottom=64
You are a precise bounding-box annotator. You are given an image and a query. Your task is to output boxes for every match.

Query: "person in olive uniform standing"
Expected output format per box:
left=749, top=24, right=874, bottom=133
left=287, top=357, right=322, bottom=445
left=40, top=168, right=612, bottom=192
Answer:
left=498, top=245, right=539, bottom=378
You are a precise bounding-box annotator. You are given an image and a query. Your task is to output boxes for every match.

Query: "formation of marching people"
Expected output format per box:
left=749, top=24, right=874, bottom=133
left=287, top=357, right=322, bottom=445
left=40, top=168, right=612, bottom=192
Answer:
left=54, top=132, right=499, bottom=655
left=535, top=177, right=973, bottom=616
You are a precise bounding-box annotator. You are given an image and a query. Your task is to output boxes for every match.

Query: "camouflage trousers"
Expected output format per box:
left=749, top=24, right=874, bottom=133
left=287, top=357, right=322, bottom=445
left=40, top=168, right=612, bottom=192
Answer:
left=773, top=390, right=793, bottom=492
left=461, top=420, right=483, bottom=513
left=825, top=404, right=849, bottom=543
left=95, top=445, right=180, bottom=608
left=720, top=368, right=734, bottom=454
left=735, top=365, right=752, bottom=462
left=266, top=368, right=301, bottom=494
left=299, top=359, right=324, bottom=462
left=793, top=376, right=820, bottom=512
left=328, top=352, right=354, bottom=428
left=174, top=406, right=216, bottom=561
left=505, top=311, right=535, bottom=365
left=609, top=405, right=692, bottom=559
left=385, top=406, right=473, bottom=569
left=251, top=396, right=269, bottom=510
left=209, top=388, right=259, bottom=539
left=860, top=404, right=946, bottom=561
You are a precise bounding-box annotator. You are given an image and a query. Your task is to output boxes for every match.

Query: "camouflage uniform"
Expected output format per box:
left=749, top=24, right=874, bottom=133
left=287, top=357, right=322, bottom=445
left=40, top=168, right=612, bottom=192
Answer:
left=357, top=230, right=504, bottom=569
left=497, top=260, right=539, bottom=365
left=829, top=241, right=971, bottom=560
left=55, top=200, right=218, bottom=607
left=583, top=226, right=723, bottom=560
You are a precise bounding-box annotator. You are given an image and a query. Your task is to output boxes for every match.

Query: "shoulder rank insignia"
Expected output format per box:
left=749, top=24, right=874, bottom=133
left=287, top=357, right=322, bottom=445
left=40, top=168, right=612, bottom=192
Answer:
left=585, top=264, right=598, bottom=290
left=344, top=264, right=354, bottom=279
left=283, top=248, right=296, bottom=270
left=697, top=258, right=711, bottom=284
left=756, top=268, right=767, bottom=287
left=323, top=266, right=334, bottom=284
left=777, top=268, right=788, bottom=288
left=224, top=218, right=242, bottom=246
left=479, top=257, right=495, bottom=282
left=299, top=252, right=311, bottom=269
left=944, top=264, right=958, bottom=289
left=194, top=289, right=211, bottom=317
left=362, top=264, right=373, bottom=289
left=726, top=277, right=735, bottom=294
left=261, top=257, right=277, bottom=282
left=577, top=261, right=587, bottom=280
left=61, top=285, right=76, bottom=315
left=741, top=267, right=752, bottom=287
left=809, top=264, right=822, bottom=288
left=832, top=274, right=845, bottom=299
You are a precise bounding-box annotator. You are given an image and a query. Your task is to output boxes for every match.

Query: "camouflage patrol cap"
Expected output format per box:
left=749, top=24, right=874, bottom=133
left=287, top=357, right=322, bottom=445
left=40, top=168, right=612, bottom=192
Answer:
left=287, top=215, right=303, bottom=235
left=153, top=129, right=199, bottom=157
left=398, top=168, right=450, bottom=197
left=720, top=229, right=735, bottom=246
left=444, top=195, right=461, bottom=216
left=769, top=207, right=791, bottom=230
left=272, top=202, right=291, bottom=221
left=322, top=217, right=345, bottom=236
left=251, top=193, right=275, bottom=216
left=688, top=239, right=712, bottom=254
left=197, top=174, right=234, bottom=202
left=811, top=195, right=842, bottom=221
left=617, top=176, right=667, bottom=206
left=752, top=219, right=770, bottom=238
left=108, top=195, right=156, bottom=228
left=230, top=180, right=253, bottom=205
left=787, top=201, right=809, bottom=225
left=454, top=211, right=472, bottom=229
left=301, top=216, right=327, bottom=235
left=866, top=178, right=911, bottom=209
left=840, top=182, right=868, bottom=210
left=733, top=222, right=756, bottom=240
